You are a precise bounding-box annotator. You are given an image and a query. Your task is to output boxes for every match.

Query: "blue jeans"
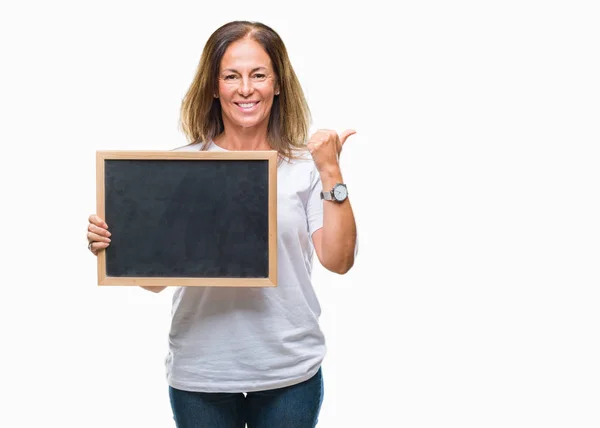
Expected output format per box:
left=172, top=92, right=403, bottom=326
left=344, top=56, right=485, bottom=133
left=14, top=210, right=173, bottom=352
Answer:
left=169, top=368, right=324, bottom=428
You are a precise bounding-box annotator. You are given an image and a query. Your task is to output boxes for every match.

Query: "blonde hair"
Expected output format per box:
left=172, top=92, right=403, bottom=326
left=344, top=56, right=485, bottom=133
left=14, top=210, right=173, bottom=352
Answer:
left=180, top=21, right=311, bottom=159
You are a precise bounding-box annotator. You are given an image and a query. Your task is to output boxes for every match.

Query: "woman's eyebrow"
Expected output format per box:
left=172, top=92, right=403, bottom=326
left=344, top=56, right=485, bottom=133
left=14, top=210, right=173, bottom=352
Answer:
left=222, top=67, right=268, bottom=73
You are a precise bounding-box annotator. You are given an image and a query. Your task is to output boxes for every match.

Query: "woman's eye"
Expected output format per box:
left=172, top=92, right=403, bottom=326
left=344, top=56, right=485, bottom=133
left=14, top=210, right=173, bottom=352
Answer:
left=253, top=74, right=266, bottom=80
left=224, top=75, right=238, bottom=80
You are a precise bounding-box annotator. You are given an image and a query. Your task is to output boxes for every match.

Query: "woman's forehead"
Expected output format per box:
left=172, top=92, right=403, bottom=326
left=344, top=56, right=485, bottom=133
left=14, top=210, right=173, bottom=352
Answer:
left=221, top=39, right=272, bottom=70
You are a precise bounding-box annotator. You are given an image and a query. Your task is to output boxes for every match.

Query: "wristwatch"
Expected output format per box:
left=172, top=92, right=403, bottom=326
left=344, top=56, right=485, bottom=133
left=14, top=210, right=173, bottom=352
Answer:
left=320, top=183, right=348, bottom=202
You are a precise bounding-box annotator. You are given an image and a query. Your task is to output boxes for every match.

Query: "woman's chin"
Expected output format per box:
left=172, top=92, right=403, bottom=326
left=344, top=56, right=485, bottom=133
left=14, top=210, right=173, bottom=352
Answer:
left=229, top=116, right=267, bottom=130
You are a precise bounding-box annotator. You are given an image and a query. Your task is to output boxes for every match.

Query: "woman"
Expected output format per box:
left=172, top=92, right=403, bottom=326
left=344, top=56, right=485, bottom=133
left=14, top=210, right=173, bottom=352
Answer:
left=87, top=20, right=357, bottom=428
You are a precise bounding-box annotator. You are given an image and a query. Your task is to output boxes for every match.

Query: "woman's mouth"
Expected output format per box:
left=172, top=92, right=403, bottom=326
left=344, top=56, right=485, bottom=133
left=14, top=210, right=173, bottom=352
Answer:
left=235, top=101, right=259, bottom=111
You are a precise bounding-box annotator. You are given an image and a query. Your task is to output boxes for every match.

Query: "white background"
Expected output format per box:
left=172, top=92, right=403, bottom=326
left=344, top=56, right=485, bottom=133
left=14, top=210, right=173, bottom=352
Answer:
left=1, top=0, right=599, bottom=427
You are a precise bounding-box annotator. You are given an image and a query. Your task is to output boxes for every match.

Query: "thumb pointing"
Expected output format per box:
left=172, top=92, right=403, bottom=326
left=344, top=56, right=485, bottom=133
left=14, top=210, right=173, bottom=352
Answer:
left=340, top=129, right=357, bottom=145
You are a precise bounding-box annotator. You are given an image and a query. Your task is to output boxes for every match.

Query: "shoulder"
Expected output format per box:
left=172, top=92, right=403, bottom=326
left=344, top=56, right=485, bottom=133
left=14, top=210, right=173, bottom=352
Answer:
left=280, top=148, right=316, bottom=170
left=278, top=149, right=321, bottom=188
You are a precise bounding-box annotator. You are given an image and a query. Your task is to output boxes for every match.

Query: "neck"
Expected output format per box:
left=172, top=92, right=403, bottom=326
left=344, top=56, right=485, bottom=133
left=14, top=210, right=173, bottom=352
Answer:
left=214, top=125, right=271, bottom=151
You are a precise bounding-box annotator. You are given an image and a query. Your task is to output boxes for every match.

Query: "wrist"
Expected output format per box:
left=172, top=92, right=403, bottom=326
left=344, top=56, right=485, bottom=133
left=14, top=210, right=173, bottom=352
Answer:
left=319, top=167, right=343, bottom=188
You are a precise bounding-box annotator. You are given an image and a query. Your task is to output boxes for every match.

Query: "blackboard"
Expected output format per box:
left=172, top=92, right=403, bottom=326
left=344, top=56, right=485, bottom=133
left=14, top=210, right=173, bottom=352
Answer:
left=95, top=150, right=278, bottom=286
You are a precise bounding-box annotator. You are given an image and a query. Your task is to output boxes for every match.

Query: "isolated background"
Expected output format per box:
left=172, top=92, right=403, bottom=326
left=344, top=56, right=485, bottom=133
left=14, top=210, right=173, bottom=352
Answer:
left=2, top=1, right=599, bottom=427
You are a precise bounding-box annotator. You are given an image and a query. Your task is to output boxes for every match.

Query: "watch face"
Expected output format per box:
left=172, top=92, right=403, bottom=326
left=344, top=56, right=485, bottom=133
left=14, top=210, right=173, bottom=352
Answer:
left=333, top=184, right=347, bottom=201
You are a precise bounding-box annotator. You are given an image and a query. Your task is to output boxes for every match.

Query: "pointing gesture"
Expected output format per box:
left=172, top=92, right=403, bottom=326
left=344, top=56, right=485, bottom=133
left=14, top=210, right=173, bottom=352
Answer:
left=307, top=129, right=356, bottom=174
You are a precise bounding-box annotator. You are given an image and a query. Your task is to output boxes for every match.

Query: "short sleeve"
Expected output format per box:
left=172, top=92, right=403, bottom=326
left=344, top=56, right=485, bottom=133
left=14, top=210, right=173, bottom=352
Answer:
left=306, top=164, right=324, bottom=236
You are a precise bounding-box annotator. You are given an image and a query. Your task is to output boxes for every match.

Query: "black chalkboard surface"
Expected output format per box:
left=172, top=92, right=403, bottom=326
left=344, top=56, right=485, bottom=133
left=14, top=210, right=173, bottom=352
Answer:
left=95, top=151, right=278, bottom=286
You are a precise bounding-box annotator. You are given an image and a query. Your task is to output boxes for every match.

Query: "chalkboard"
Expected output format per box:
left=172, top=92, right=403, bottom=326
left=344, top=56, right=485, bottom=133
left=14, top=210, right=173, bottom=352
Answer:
left=95, top=150, right=278, bottom=286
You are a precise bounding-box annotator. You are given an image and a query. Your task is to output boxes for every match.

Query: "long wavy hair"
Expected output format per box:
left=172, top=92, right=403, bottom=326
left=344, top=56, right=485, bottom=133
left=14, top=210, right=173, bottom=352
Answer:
left=180, top=21, right=311, bottom=159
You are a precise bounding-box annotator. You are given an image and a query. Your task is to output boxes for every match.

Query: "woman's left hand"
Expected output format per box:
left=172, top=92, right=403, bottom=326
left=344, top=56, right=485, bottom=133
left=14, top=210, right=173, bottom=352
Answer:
left=307, top=129, right=356, bottom=174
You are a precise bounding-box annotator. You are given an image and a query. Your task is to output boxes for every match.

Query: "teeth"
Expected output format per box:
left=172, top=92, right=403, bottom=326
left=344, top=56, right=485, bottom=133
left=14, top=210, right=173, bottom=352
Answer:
left=238, top=103, right=256, bottom=108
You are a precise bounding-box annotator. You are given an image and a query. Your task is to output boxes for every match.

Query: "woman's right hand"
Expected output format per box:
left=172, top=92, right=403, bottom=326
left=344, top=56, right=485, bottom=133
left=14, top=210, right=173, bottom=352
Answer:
left=87, top=215, right=164, bottom=293
left=87, top=214, right=111, bottom=256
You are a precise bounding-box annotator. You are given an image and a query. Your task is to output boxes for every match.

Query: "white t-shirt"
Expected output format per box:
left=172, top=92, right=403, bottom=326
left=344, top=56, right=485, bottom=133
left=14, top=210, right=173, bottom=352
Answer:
left=165, top=141, right=326, bottom=392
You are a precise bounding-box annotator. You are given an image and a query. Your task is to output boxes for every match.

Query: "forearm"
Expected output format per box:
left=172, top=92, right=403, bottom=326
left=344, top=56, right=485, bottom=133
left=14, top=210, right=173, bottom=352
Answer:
left=140, top=286, right=167, bottom=293
left=319, top=168, right=357, bottom=274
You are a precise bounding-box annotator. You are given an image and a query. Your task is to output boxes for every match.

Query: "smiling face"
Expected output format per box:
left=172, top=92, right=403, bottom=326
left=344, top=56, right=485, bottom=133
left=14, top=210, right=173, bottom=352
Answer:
left=217, top=38, right=279, bottom=132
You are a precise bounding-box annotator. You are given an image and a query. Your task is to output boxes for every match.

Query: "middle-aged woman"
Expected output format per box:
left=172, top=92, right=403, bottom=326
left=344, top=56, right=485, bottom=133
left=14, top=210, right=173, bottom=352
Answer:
left=87, top=20, right=358, bottom=428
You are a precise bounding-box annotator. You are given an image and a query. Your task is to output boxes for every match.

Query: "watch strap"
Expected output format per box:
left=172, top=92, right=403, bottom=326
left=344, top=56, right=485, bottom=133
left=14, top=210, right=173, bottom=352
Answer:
left=320, top=190, right=333, bottom=200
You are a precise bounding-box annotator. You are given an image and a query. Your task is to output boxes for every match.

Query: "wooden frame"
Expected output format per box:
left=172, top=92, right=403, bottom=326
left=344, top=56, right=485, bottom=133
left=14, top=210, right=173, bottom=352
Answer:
left=96, top=150, right=278, bottom=287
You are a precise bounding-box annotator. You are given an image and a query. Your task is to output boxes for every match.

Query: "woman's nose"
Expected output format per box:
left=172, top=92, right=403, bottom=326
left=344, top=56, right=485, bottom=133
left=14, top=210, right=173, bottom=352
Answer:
left=237, top=77, right=254, bottom=96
